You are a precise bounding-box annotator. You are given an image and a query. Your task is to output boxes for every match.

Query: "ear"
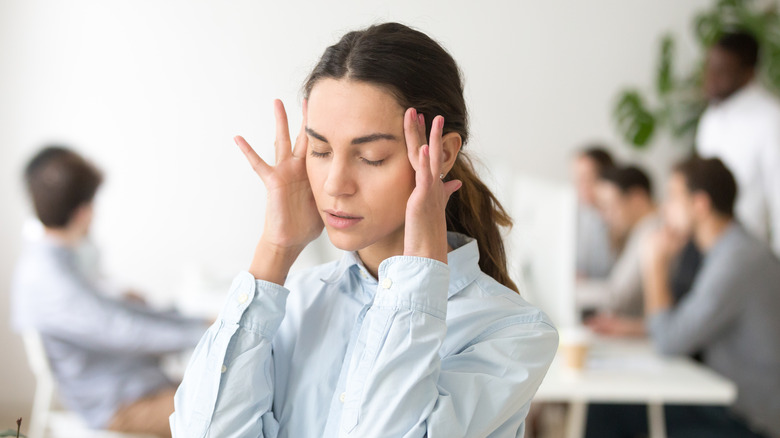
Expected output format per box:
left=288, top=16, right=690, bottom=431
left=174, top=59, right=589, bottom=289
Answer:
left=440, top=132, right=463, bottom=176
left=691, top=191, right=712, bottom=218
left=70, top=203, right=94, bottom=230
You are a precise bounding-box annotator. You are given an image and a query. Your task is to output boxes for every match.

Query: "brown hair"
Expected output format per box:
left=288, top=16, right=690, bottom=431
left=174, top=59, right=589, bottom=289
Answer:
left=303, top=22, right=518, bottom=292
left=579, top=146, right=615, bottom=177
left=674, top=157, right=737, bottom=217
left=24, top=146, right=103, bottom=228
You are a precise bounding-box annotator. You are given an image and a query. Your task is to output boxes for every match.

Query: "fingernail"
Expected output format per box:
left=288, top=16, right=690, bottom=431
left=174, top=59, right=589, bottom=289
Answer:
left=418, top=113, right=425, bottom=125
left=423, top=145, right=430, bottom=156
left=438, top=116, right=445, bottom=129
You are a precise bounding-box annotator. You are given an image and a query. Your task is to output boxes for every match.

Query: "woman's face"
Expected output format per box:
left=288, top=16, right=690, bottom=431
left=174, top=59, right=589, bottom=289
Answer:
left=305, top=78, right=416, bottom=253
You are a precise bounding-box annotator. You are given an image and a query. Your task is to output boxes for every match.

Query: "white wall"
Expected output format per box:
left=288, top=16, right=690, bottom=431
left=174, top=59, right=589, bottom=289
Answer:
left=0, top=0, right=711, bottom=428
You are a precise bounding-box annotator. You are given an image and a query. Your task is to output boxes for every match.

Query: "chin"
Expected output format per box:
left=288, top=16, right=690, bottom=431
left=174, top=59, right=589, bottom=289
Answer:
left=325, top=228, right=372, bottom=252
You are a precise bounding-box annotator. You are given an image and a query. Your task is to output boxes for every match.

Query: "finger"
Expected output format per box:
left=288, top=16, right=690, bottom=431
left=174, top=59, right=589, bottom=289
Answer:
left=292, top=99, right=308, bottom=158
left=274, top=99, right=292, bottom=164
left=404, top=108, right=423, bottom=171
left=429, top=115, right=444, bottom=179
left=417, top=111, right=427, bottom=144
left=235, top=135, right=272, bottom=179
left=416, top=145, right=433, bottom=187
left=443, top=179, right=463, bottom=201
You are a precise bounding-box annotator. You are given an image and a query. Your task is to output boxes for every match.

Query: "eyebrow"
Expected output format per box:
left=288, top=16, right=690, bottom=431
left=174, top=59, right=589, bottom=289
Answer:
left=305, top=127, right=397, bottom=145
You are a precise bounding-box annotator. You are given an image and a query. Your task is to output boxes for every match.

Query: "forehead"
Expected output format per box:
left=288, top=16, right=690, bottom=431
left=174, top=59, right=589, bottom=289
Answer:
left=707, top=46, right=742, bottom=67
left=307, top=79, right=405, bottom=139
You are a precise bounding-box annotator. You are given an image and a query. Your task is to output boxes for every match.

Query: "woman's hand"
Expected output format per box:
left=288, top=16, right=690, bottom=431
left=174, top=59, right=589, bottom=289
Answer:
left=235, top=99, right=323, bottom=283
left=402, top=108, right=462, bottom=264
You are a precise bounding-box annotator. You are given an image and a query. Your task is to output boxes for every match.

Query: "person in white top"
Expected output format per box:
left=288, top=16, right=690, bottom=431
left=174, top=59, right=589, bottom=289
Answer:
left=696, top=30, right=780, bottom=256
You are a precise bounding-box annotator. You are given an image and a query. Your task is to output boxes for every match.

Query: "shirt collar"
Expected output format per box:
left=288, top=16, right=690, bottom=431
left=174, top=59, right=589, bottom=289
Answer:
left=320, top=232, right=482, bottom=298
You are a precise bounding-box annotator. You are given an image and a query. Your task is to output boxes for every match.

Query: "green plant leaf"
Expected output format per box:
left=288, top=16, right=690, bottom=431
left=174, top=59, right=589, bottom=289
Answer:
left=657, top=34, right=675, bottom=96
left=613, top=90, right=656, bottom=148
left=0, top=429, right=25, bottom=437
left=694, top=11, right=723, bottom=47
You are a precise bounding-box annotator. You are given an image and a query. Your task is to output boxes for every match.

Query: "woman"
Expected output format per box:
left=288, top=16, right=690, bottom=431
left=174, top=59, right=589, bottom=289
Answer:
left=171, top=22, right=557, bottom=438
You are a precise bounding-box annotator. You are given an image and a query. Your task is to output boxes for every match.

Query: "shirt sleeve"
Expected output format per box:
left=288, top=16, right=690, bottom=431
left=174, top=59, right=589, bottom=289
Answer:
left=760, top=122, right=780, bottom=256
left=576, top=239, right=642, bottom=316
left=34, top=264, right=208, bottom=356
left=338, top=256, right=558, bottom=438
left=647, top=255, right=748, bottom=356
left=170, top=271, right=288, bottom=438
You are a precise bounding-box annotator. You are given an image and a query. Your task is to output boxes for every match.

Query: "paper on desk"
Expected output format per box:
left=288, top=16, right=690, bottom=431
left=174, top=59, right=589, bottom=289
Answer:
left=587, top=355, right=666, bottom=373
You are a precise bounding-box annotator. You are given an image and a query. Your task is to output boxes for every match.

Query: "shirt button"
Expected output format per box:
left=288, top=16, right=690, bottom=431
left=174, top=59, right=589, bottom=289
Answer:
left=221, top=365, right=227, bottom=373
left=237, top=293, right=248, bottom=304
left=381, top=278, right=393, bottom=289
left=339, top=392, right=346, bottom=403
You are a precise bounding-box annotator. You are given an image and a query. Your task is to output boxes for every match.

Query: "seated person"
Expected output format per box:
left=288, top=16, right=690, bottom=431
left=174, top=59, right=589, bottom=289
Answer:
left=576, top=165, right=660, bottom=319
left=587, top=157, right=780, bottom=438
left=573, top=146, right=617, bottom=279
left=585, top=239, right=704, bottom=339
left=11, top=146, right=210, bottom=438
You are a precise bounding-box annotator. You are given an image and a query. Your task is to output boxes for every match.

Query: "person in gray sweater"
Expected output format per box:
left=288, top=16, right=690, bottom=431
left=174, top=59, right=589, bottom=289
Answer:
left=587, top=157, right=779, bottom=438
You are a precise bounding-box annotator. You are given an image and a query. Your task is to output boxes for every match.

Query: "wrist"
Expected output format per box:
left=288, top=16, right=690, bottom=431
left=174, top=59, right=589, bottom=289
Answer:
left=248, top=238, right=304, bottom=285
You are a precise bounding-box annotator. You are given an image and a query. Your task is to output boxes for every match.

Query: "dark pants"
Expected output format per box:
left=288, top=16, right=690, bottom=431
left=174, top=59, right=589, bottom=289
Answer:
left=585, top=403, right=768, bottom=438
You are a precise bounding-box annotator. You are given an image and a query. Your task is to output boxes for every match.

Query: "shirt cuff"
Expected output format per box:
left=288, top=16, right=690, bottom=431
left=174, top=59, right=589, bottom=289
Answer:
left=373, top=256, right=450, bottom=319
left=646, top=310, right=674, bottom=351
left=219, top=271, right=290, bottom=337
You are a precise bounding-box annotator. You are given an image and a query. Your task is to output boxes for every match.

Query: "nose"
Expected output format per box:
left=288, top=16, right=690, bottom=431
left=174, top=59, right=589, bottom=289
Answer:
left=323, top=156, right=357, bottom=197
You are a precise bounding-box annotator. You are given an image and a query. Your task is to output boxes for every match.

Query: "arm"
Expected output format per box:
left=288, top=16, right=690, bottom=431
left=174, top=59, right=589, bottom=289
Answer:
left=170, top=271, right=289, bottom=438
left=341, top=256, right=557, bottom=437
left=643, top=235, right=745, bottom=355
left=576, top=232, right=642, bottom=315
left=35, top=267, right=207, bottom=355
left=171, top=99, right=320, bottom=437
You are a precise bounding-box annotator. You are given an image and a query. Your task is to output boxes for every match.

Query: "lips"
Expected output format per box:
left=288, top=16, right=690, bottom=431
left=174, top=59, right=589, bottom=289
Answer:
left=324, top=209, right=363, bottom=230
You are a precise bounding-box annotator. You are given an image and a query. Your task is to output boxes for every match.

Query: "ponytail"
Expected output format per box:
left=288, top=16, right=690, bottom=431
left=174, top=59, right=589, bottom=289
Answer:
left=446, top=154, right=518, bottom=293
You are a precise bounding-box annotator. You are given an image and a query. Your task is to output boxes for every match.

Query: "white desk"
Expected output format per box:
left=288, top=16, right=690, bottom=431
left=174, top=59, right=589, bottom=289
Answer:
left=534, top=337, right=736, bottom=438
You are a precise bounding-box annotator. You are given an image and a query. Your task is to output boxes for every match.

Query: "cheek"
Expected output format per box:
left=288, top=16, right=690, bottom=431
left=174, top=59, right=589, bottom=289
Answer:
left=665, top=203, right=688, bottom=229
left=364, top=163, right=415, bottom=218
left=306, top=160, right=328, bottom=204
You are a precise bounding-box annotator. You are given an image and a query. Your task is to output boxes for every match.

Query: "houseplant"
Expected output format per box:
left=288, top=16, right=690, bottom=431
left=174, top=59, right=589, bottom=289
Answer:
left=614, top=0, right=780, bottom=149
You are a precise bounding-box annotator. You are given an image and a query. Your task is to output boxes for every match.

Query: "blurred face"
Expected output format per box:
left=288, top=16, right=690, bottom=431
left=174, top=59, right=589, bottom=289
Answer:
left=573, top=156, right=600, bottom=205
left=595, top=181, right=631, bottom=237
left=703, top=46, right=753, bottom=102
left=305, top=78, right=415, bottom=253
left=662, top=173, right=695, bottom=236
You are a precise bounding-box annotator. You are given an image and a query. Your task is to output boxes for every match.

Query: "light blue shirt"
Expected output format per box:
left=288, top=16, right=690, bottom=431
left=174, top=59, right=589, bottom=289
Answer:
left=171, top=232, right=558, bottom=437
left=11, top=236, right=208, bottom=428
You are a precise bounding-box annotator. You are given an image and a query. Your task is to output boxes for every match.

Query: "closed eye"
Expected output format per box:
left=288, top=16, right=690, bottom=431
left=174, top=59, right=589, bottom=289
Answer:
left=361, top=157, right=384, bottom=166
left=309, top=150, right=330, bottom=158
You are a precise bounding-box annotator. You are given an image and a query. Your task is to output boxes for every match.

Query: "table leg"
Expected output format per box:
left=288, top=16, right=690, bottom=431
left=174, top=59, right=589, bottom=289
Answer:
left=565, top=401, right=587, bottom=438
left=647, top=402, right=667, bottom=438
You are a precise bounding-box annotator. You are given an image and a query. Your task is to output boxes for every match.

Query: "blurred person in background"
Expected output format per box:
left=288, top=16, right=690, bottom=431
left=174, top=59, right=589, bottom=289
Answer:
left=573, top=146, right=617, bottom=279
left=11, top=146, right=210, bottom=438
left=587, top=157, right=780, bottom=438
left=697, top=30, right=780, bottom=257
left=577, top=165, right=660, bottom=324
